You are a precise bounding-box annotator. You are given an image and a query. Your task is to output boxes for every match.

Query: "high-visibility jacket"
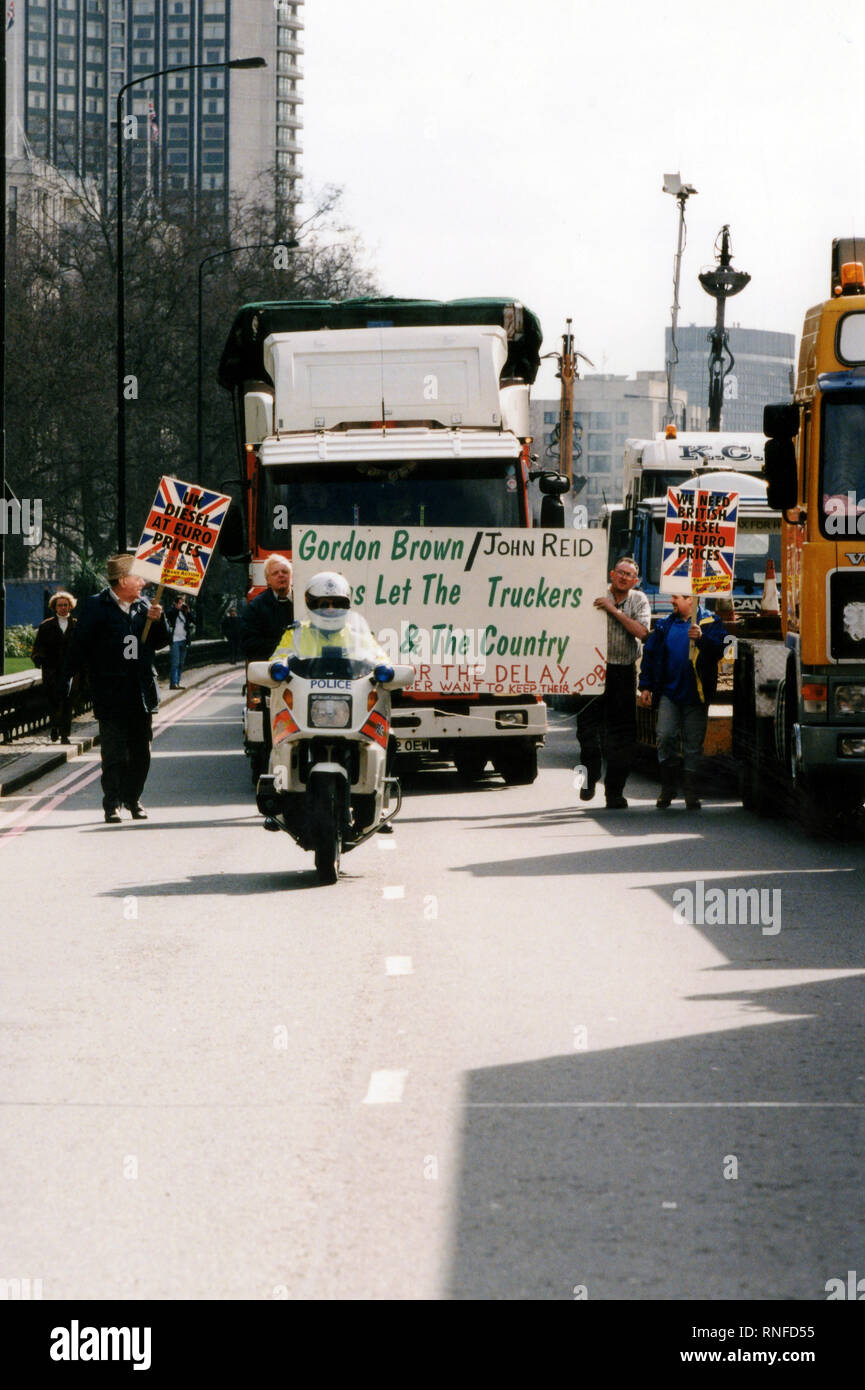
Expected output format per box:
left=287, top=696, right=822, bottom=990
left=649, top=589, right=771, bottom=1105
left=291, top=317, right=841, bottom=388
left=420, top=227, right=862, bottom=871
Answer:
left=271, top=615, right=389, bottom=666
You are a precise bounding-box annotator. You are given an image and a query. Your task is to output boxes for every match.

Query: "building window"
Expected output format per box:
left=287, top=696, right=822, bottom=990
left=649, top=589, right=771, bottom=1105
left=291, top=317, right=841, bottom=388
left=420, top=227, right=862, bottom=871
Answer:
left=111, top=23, right=125, bottom=41
left=616, top=411, right=629, bottom=425
left=169, top=48, right=187, bottom=63
left=28, top=91, right=47, bottom=109
left=86, top=70, right=103, bottom=88
left=588, top=433, right=610, bottom=451
left=28, top=40, right=48, bottom=57
left=133, top=1, right=155, bottom=13
left=588, top=454, right=612, bottom=473
left=204, top=173, right=225, bottom=191
left=543, top=411, right=556, bottom=424
left=205, top=99, right=224, bottom=114
left=169, top=25, right=189, bottom=39
left=171, top=100, right=189, bottom=114
left=134, top=49, right=155, bottom=65
left=203, top=24, right=225, bottom=39
left=589, top=412, right=611, bottom=429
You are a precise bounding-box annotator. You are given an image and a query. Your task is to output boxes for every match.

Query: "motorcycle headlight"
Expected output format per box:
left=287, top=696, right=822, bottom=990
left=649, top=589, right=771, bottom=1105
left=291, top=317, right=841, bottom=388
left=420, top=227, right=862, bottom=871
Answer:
left=308, top=695, right=352, bottom=728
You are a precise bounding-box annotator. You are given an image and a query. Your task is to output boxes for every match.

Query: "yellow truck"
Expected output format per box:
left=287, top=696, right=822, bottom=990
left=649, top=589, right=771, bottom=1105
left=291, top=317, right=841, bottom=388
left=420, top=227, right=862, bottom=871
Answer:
left=733, top=237, right=865, bottom=829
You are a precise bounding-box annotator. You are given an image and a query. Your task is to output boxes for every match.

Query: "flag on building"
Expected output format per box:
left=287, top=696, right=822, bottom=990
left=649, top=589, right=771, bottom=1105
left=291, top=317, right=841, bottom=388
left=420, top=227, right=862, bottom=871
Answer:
left=148, top=100, right=159, bottom=143
left=6, top=1, right=15, bottom=32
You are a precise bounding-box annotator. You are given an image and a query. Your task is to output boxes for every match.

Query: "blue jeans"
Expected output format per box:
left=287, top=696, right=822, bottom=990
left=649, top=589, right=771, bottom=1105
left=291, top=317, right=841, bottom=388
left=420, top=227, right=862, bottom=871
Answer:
left=655, top=695, right=708, bottom=774
left=169, top=641, right=187, bottom=686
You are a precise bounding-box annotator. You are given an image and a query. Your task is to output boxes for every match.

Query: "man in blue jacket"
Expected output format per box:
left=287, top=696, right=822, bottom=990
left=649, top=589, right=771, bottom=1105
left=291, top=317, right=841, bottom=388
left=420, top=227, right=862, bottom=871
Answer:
left=638, top=593, right=726, bottom=810
left=66, top=554, right=170, bottom=822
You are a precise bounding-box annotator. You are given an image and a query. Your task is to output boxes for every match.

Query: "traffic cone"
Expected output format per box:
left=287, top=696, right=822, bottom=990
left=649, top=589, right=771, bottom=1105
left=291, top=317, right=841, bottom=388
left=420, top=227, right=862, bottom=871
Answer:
left=761, top=558, right=780, bottom=615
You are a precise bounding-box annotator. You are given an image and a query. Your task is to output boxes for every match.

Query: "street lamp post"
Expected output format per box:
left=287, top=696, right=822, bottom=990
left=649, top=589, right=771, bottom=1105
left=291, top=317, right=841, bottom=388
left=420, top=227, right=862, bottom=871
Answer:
left=662, top=172, right=697, bottom=430
left=116, top=56, right=265, bottom=552
left=196, top=239, right=297, bottom=481
left=699, top=225, right=751, bottom=432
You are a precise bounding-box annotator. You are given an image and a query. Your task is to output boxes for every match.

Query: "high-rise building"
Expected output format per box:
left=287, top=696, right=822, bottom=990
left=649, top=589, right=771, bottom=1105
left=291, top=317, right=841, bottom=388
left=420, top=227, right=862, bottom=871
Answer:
left=530, top=373, right=704, bottom=522
left=666, top=325, right=795, bottom=433
left=6, top=0, right=303, bottom=216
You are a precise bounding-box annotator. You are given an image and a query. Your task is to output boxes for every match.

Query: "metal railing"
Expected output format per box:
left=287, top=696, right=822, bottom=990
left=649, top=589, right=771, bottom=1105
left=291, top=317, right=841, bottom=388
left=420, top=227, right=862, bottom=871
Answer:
left=0, top=639, right=230, bottom=744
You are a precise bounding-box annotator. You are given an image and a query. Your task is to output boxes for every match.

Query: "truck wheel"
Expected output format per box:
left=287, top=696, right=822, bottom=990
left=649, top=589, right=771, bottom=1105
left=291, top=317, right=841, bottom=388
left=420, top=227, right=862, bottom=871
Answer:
left=494, top=743, right=538, bottom=786
left=454, top=751, right=489, bottom=783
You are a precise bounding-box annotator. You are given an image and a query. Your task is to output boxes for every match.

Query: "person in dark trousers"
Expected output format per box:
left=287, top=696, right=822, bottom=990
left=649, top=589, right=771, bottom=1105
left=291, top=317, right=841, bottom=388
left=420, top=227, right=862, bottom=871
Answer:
left=576, top=556, right=651, bottom=809
left=32, top=590, right=78, bottom=743
left=166, top=594, right=194, bottom=689
left=221, top=604, right=241, bottom=663
left=66, top=554, right=169, bottom=823
left=238, top=554, right=294, bottom=660
left=638, top=593, right=727, bottom=810
left=238, top=555, right=294, bottom=772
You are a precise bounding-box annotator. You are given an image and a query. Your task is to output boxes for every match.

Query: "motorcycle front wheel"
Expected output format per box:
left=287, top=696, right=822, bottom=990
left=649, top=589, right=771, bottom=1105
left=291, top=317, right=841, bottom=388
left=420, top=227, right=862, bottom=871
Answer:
left=311, top=778, right=341, bottom=884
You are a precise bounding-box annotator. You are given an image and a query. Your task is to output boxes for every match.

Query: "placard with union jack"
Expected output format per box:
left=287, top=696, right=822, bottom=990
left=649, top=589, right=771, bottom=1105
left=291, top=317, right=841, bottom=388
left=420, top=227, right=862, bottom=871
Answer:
left=660, top=487, right=739, bottom=596
left=130, top=476, right=231, bottom=594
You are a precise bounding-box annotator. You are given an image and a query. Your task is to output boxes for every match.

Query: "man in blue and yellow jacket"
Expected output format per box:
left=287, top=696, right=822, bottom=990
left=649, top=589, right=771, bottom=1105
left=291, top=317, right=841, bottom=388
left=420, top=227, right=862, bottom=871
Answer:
left=638, top=594, right=726, bottom=810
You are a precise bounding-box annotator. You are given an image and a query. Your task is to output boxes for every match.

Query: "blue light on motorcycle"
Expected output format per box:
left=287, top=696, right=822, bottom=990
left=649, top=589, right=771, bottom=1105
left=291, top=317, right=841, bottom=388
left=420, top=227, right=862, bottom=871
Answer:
left=270, top=660, right=291, bottom=682
left=373, top=663, right=395, bottom=684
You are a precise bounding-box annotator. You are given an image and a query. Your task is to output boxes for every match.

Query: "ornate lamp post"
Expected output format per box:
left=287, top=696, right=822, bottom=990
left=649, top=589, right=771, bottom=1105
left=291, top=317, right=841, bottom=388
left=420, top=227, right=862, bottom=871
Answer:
left=699, top=225, right=751, bottom=432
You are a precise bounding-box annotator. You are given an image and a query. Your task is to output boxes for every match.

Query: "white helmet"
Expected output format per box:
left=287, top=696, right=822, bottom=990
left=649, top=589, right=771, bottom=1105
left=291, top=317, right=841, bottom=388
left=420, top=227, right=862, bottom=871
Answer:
left=305, top=570, right=352, bottom=632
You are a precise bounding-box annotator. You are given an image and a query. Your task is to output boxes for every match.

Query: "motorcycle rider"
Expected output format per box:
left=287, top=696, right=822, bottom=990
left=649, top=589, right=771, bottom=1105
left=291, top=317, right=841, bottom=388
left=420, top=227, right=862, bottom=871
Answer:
left=269, top=570, right=391, bottom=665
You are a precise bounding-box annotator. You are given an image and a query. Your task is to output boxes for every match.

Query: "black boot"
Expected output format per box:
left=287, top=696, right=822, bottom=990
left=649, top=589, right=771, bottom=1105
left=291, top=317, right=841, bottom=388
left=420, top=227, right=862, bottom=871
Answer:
left=656, top=761, right=679, bottom=809
left=683, top=772, right=702, bottom=810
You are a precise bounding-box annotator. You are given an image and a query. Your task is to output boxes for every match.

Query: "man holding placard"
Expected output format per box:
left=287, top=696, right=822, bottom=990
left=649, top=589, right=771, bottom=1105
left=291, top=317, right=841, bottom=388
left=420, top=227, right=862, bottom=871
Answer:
left=637, top=485, right=735, bottom=809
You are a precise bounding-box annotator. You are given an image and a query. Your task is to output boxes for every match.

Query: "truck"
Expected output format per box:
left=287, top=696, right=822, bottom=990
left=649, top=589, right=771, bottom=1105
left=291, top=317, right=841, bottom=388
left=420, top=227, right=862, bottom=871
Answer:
left=217, top=296, right=569, bottom=786
left=733, top=238, right=865, bottom=830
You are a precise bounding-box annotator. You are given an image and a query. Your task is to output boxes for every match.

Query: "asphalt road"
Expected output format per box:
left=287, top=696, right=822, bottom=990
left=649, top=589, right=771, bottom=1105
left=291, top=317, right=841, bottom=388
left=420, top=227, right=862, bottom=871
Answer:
left=2, top=672, right=864, bottom=1302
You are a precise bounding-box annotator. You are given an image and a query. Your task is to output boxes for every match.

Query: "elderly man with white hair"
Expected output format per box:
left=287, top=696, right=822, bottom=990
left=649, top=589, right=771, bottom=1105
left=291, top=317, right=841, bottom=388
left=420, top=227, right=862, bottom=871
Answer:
left=238, top=554, right=294, bottom=662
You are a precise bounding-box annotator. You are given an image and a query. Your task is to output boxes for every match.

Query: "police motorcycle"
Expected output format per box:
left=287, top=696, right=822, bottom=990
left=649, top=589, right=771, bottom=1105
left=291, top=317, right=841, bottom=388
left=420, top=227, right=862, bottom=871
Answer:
left=247, top=572, right=414, bottom=884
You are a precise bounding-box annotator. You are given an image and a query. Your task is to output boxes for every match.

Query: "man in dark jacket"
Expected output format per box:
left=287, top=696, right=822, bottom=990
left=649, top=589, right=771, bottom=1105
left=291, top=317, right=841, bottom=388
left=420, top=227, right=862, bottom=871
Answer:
left=238, top=554, right=294, bottom=660
left=638, top=594, right=726, bottom=810
left=66, top=554, right=170, bottom=822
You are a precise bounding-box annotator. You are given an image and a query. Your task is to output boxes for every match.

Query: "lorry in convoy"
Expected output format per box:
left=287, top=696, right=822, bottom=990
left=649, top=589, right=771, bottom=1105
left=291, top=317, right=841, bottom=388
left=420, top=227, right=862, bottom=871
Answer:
left=733, top=239, right=865, bottom=829
left=217, top=297, right=569, bottom=786
left=608, top=430, right=778, bottom=613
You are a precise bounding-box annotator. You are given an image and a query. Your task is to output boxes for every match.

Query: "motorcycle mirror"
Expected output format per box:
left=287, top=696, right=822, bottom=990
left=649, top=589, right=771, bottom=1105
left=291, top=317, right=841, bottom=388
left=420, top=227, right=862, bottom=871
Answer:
left=247, top=660, right=280, bottom=687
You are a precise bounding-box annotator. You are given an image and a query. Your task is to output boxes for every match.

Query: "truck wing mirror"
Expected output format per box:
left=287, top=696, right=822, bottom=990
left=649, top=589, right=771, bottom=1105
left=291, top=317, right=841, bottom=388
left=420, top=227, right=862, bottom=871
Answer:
left=763, top=437, right=798, bottom=512
left=763, top=401, right=800, bottom=437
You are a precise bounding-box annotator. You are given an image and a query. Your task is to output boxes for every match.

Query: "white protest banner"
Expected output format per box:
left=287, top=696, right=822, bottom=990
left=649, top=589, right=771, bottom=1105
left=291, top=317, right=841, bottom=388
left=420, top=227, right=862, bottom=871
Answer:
left=130, top=476, right=232, bottom=595
left=660, top=487, right=739, bottom=597
left=292, top=525, right=609, bottom=697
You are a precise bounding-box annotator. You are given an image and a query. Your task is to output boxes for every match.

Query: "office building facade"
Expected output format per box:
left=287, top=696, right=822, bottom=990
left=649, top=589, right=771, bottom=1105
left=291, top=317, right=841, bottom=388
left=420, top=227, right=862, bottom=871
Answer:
left=7, top=0, right=303, bottom=214
left=666, top=325, right=795, bottom=433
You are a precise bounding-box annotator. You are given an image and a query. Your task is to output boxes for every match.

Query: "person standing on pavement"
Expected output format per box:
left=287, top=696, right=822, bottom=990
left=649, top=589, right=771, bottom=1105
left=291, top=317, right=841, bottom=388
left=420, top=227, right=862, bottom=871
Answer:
left=637, top=593, right=727, bottom=810
left=166, top=594, right=194, bottom=689
left=65, top=554, right=169, bottom=823
left=576, top=556, right=651, bottom=809
left=32, top=591, right=78, bottom=744
left=221, top=604, right=240, bottom=663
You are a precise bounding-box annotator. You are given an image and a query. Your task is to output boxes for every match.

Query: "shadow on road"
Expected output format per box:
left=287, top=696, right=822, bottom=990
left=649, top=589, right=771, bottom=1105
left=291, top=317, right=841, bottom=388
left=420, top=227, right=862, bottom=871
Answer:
left=445, top=968, right=865, bottom=1299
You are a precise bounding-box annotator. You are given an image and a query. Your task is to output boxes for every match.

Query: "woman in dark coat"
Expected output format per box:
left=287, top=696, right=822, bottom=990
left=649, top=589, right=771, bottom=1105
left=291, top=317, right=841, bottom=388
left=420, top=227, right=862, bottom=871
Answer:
left=32, top=591, right=77, bottom=743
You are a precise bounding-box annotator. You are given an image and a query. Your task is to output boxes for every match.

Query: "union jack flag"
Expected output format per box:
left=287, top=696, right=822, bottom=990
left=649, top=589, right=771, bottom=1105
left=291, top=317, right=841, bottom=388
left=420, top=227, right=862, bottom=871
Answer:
left=148, top=100, right=159, bottom=143
left=6, top=1, right=14, bottom=32
left=660, top=487, right=739, bottom=596
left=133, top=476, right=231, bottom=593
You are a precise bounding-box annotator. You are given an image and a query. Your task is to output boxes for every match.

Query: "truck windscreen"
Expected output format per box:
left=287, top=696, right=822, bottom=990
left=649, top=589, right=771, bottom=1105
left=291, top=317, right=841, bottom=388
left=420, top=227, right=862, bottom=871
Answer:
left=821, top=395, right=865, bottom=534
left=258, top=460, right=524, bottom=547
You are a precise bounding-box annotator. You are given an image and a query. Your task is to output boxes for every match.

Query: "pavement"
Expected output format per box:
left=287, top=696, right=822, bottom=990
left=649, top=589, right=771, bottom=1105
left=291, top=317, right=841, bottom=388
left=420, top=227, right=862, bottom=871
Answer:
left=0, top=663, right=233, bottom=797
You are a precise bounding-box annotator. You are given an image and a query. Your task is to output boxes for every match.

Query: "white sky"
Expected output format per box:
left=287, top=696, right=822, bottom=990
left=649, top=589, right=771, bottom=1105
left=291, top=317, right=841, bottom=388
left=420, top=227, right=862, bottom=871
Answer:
left=302, top=0, right=865, bottom=397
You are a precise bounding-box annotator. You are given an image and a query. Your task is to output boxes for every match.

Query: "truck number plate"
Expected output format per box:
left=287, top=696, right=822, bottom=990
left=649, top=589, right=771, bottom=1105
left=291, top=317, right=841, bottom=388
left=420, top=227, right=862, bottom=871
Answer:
left=398, top=738, right=431, bottom=752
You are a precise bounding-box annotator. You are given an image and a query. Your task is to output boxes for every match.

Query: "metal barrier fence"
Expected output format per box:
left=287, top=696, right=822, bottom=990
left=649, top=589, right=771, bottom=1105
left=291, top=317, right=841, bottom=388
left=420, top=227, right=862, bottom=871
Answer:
left=0, top=640, right=230, bottom=744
